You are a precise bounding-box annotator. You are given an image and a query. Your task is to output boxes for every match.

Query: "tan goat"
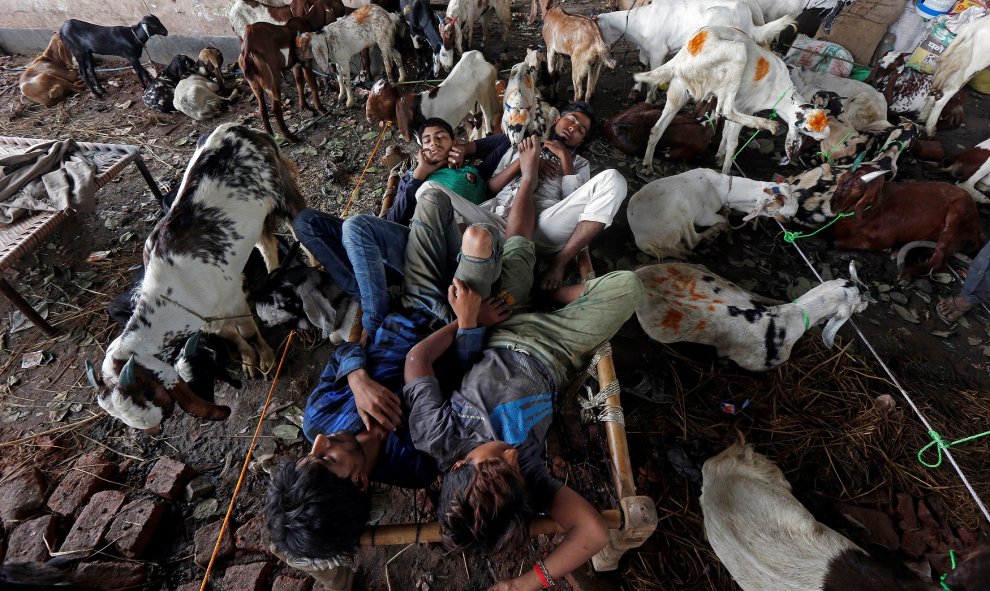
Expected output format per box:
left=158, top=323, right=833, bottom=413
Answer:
left=541, top=6, right=615, bottom=102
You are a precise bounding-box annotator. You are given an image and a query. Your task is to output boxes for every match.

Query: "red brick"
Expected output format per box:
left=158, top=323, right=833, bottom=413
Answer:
left=4, top=514, right=59, bottom=563
left=145, top=457, right=196, bottom=499
left=222, top=561, right=272, bottom=591
left=106, top=498, right=166, bottom=558
left=235, top=514, right=271, bottom=554
left=0, top=468, right=47, bottom=525
left=59, top=490, right=127, bottom=554
left=73, top=561, right=147, bottom=589
left=273, top=575, right=313, bottom=591
left=195, top=520, right=235, bottom=568
left=840, top=504, right=899, bottom=551
left=896, top=492, right=918, bottom=530
left=47, top=453, right=117, bottom=516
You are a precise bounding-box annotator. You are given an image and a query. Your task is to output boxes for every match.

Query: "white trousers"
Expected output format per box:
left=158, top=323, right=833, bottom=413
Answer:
left=416, top=169, right=628, bottom=252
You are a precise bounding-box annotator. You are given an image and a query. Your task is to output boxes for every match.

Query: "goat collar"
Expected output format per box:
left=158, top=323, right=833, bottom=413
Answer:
left=133, top=23, right=150, bottom=46
left=791, top=301, right=811, bottom=330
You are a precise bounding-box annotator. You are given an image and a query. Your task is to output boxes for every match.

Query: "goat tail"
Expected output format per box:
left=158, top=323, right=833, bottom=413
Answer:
left=632, top=61, right=674, bottom=86
left=751, top=14, right=796, bottom=46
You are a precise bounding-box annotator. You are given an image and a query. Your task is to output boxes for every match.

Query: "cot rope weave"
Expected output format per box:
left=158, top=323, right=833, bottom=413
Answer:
left=199, top=330, right=296, bottom=591
left=579, top=382, right=624, bottom=425
left=342, top=121, right=392, bottom=218
left=586, top=342, right=614, bottom=375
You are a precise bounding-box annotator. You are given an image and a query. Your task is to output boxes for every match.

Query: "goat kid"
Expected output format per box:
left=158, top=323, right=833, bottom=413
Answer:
left=945, top=137, right=990, bottom=203
left=633, top=26, right=829, bottom=176
left=401, top=0, right=445, bottom=76
left=922, top=16, right=990, bottom=138
left=174, top=74, right=239, bottom=121
left=59, top=15, right=168, bottom=98
left=870, top=52, right=965, bottom=131
left=240, top=17, right=327, bottom=143
left=93, top=123, right=305, bottom=431
left=627, top=168, right=796, bottom=258
left=702, top=439, right=990, bottom=591
left=297, top=4, right=406, bottom=109
left=142, top=54, right=196, bottom=113
left=197, top=47, right=226, bottom=93
left=439, top=0, right=511, bottom=67
left=636, top=261, right=869, bottom=371
left=19, top=33, right=86, bottom=108
left=789, top=67, right=889, bottom=130
left=366, top=50, right=498, bottom=141
left=228, top=0, right=345, bottom=38
left=542, top=5, right=616, bottom=102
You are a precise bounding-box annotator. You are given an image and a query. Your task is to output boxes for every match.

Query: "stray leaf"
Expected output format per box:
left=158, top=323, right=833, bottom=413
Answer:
left=361, top=131, right=379, bottom=141
left=86, top=251, right=111, bottom=263
left=119, top=231, right=135, bottom=244
left=931, top=273, right=953, bottom=284
left=114, top=99, right=133, bottom=109
left=931, top=330, right=952, bottom=338
left=69, top=402, right=83, bottom=413
left=297, top=145, right=319, bottom=156
left=892, top=304, right=919, bottom=324
left=280, top=405, right=304, bottom=428
left=174, top=136, right=191, bottom=147
left=7, top=374, right=20, bottom=386
left=49, top=408, right=70, bottom=423
left=273, top=424, right=301, bottom=440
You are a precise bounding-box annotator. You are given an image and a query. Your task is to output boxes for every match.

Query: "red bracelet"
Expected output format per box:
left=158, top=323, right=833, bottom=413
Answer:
left=533, top=560, right=555, bottom=588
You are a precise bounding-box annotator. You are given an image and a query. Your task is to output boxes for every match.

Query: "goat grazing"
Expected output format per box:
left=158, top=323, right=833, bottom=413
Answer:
left=922, top=16, right=990, bottom=138
left=636, top=261, right=869, bottom=371
left=173, top=74, right=239, bottom=121
left=595, top=0, right=794, bottom=101
left=439, top=0, right=511, bottom=65
left=627, top=168, right=797, bottom=258
left=870, top=52, right=965, bottom=131
left=19, top=33, right=86, bottom=108
left=297, top=4, right=406, bottom=109
left=603, top=102, right=715, bottom=160
left=92, top=123, right=306, bottom=431
left=502, top=51, right=559, bottom=147
left=366, top=50, right=498, bottom=141
left=240, top=17, right=327, bottom=143
left=142, top=54, right=196, bottom=113
left=542, top=5, right=615, bottom=102
left=702, top=439, right=990, bottom=591
left=59, top=15, right=168, bottom=98
left=632, top=26, right=829, bottom=176
left=945, top=137, right=990, bottom=202
left=228, top=0, right=346, bottom=38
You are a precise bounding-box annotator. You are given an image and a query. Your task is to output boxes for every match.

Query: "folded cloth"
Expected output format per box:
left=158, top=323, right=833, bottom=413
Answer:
left=0, top=139, right=96, bottom=225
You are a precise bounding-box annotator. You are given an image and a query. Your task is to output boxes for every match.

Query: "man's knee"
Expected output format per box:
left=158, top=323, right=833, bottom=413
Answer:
left=293, top=208, right=340, bottom=243
left=341, top=214, right=375, bottom=243
left=600, top=271, right=645, bottom=307
left=414, top=188, right=454, bottom=222
left=598, top=169, right=628, bottom=199
left=462, top=224, right=494, bottom=259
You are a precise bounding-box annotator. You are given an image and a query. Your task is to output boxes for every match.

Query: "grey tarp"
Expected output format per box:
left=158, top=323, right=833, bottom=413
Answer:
left=0, top=139, right=96, bottom=225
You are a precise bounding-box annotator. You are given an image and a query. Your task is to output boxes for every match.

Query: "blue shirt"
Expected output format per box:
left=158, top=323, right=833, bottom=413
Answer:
left=303, top=310, right=485, bottom=489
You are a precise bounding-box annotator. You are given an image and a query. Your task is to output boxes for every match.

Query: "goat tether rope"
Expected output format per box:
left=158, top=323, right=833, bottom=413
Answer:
left=342, top=121, right=392, bottom=218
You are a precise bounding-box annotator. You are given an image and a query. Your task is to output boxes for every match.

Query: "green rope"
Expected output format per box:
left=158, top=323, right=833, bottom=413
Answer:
left=940, top=549, right=958, bottom=591
left=732, top=89, right=790, bottom=162
left=875, top=139, right=905, bottom=157
left=815, top=130, right=853, bottom=163
left=704, top=113, right=717, bottom=134
left=792, top=301, right=810, bottom=329
left=919, top=429, right=990, bottom=469
left=849, top=150, right=867, bottom=171
left=782, top=211, right=855, bottom=243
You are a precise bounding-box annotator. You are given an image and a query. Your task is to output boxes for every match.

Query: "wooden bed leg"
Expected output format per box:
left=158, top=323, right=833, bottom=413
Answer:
left=134, top=155, right=165, bottom=202
left=0, top=277, right=57, bottom=336
left=592, top=495, right=658, bottom=572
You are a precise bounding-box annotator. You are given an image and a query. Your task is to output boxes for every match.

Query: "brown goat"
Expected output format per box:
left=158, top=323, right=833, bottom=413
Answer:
left=830, top=178, right=984, bottom=280
left=603, top=102, right=715, bottom=160
left=542, top=6, right=615, bottom=102
left=19, top=33, right=86, bottom=107
left=239, top=17, right=327, bottom=143
left=197, top=47, right=226, bottom=93
left=945, top=144, right=990, bottom=180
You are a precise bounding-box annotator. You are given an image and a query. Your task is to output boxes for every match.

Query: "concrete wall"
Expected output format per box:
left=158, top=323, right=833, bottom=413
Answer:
left=0, top=0, right=245, bottom=62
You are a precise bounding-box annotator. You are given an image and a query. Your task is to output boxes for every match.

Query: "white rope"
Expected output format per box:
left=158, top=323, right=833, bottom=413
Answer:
left=773, top=217, right=990, bottom=525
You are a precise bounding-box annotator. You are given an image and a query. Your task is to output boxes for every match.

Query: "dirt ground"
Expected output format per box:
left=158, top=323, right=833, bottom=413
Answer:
left=1, top=1, right=989, bottom=589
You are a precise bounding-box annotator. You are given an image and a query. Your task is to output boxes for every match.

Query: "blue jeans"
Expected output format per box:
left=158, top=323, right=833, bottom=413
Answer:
left=293, top=209, right=409, bottom=333
left=962, top=240, right=990, bottom=304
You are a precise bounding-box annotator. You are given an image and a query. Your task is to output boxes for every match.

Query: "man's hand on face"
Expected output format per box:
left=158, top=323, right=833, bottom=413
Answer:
left=543, top=139, right=574, bottom=173
left=413, top=148, right=446, bottom=181
left=518, top=136, right=541, bottom=181
left=449, top=278, right=483, bottom=330
left=447, top=144, right=466, bottom=169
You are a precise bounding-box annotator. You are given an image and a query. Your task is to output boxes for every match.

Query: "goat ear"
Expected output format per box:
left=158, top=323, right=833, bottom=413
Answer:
left=166, top=380, right=231, bottom=422
left=821, top=307, right=851, bottom=348
left=296, top=33, right=312, bottom=57
left=300, top=290, right=338, bottom=338
left=397, top=95, right=414, bottom=141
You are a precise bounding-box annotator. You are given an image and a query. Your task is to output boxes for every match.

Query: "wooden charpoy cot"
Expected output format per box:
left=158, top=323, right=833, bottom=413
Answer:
left=0, top=136, right=163, bottom=335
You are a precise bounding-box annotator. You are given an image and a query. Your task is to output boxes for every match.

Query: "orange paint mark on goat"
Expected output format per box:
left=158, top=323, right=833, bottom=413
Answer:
left=661, top=308, right=684, bottom=332
left=687, top=31, right=707, bottom=56
left=754, top=57, right=769, bottom=81
left=707, top=305, right=716, bottom=312
left=696, top=320, right=707, bottom=330
left=807, top=110, right=828, bottom=133
left=354, top=5, right=371, bottom=23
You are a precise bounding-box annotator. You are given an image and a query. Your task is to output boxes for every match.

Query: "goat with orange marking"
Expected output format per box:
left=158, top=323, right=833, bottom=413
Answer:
left=633, top=26, right=829, bottom=176
left=635, top=262, right=869, bottom=371
left=19, top=33, right=86, bottom=107
left=542, top=5, right=615, bottom=102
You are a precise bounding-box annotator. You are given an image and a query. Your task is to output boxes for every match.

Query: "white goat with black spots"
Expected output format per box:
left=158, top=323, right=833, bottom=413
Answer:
left=93, top=124, right=306, bottom=430
left=635, top=262, right=869, bottom=371
left=633, top=26, right=830, bottom=176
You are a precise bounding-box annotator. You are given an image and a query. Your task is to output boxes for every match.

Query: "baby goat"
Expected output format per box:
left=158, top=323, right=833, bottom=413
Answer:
left=142, top=54, right=196, bottom=113
left=635, top=262, right=869, bottom=371
left=19, top=33, right=86, bottom=108
left=542, top=5, right=615, bottom=102
left=59, top=15, right=168, bottom=98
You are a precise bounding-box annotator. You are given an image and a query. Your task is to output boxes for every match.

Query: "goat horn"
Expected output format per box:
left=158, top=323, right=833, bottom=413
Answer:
left=895, top=241, right=938, bottom=274
left=85, top=360, right=102, bottom=389
left=168, top=380, right=231, bottom=422
left=858, top=170, right=889, bottom=183
left=119, top=355, right=137, bottom=387
left=183, top=331, right=201, bottom=358
left=848, top=260, right=862, bottom=285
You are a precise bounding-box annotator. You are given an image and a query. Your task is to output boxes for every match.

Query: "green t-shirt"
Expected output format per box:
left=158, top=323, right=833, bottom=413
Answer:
left=427, top=165, right=487, bottom=205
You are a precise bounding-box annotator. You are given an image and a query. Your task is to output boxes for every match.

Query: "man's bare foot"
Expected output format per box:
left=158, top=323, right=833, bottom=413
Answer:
left=540, top=262, right=567, bottom=291
left=936, top=295, right=976, bottom=322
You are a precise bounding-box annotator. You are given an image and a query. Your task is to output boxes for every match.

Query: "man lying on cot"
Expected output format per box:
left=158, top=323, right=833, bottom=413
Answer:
left=402, top=137, right=645, bottom=590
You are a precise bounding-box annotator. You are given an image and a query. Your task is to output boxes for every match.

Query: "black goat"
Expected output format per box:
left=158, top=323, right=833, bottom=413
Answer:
left=59, top=14, right=168, bottom=97
left=142, top=54, right=196, bottom=112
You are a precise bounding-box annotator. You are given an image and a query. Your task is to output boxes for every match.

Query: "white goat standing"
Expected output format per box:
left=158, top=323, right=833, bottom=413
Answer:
left=922, top=16, right=990, bottom=138
left=297, top=4, right=405, bottom=108
left=635, top=262, right=868, bottom=371
left=440, top=0, right=511, bottom=63
left=633, top=26, right=830, bottom=176
left=626, top=168, right=797, bottom=258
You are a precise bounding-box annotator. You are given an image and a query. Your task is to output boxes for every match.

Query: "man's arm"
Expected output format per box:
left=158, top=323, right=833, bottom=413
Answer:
left=386, top=171, right=424, bottom=225
left=487, top=156, right=522, bottom=195
left=487, top=486, right=609, bottom=591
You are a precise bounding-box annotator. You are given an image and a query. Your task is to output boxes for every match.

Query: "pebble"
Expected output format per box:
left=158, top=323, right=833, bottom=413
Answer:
left=892, top=304, right=919, bottom=324
left=192, top=498, right=219, bottom=520
left=915, top=292, right=932, bottom=304
left=967, top=336, right=983, bottom=346
left=889, top=292, right=908, bottom=305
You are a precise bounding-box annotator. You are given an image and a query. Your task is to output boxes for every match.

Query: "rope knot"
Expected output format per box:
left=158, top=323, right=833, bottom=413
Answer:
left=919, top=429, right=949, bottom=468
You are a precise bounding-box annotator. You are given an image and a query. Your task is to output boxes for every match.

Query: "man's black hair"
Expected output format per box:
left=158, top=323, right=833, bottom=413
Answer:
left=417, top=117, right=455, bottom=142
left=266, top=460, right=371, bottom=560
left=559, top=101, right=596, bottom=135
